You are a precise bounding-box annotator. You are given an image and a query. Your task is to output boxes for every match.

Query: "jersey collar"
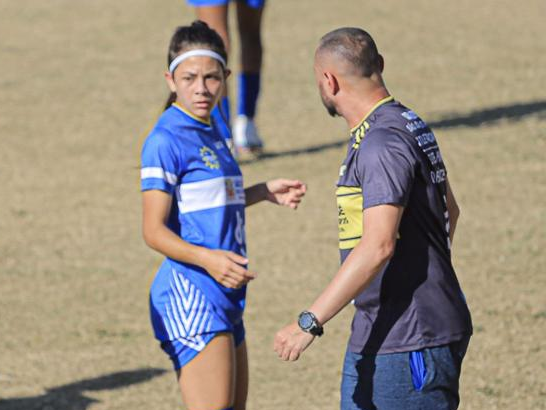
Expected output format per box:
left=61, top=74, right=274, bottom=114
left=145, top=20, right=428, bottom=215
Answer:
left=172, top=102, right=211, bottom=127
left=350, top=95, right=394, bottom=134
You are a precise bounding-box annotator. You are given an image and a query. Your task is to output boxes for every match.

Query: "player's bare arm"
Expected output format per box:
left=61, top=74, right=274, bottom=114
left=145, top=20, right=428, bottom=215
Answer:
left=274, top=204, right=404, bottom=361
left=142, top=189, right=255, bottom=288
left=245, top=179, right=307, bottom=208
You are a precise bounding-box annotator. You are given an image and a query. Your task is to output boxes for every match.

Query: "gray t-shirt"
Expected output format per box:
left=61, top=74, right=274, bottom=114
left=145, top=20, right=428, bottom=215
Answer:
left=336, top=97, right=472, bottom=354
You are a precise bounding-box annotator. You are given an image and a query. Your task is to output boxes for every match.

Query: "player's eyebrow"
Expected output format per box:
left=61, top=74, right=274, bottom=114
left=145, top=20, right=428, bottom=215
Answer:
left=179, top=67, right=222, bottom=76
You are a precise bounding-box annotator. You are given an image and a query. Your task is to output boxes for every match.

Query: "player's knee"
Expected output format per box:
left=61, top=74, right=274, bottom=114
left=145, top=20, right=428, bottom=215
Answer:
left=240, top=38, right=262, bottom=70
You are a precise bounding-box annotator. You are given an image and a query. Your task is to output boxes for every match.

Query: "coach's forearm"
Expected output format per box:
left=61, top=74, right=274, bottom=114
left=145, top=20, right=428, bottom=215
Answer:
left=308, top=236, right=395, bottom=326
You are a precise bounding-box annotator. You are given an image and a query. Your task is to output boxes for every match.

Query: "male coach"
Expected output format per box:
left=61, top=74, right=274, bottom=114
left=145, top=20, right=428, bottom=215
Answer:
left=274, top=28, right=473, bottom=410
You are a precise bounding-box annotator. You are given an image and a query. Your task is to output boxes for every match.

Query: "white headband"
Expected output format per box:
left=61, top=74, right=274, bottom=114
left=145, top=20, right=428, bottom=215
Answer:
left=169, top=49, right=227, bottom=74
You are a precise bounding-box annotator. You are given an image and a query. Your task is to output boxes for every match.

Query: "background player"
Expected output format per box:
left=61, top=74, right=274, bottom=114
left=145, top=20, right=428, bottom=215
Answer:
left=141, top=21, right=306, bottom=410
left=186, top=0, right=265, bottom=155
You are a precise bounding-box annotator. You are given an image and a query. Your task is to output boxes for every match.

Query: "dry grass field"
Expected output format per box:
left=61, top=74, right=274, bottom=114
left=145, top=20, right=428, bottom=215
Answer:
left=1, top=0, right=545, bottom=409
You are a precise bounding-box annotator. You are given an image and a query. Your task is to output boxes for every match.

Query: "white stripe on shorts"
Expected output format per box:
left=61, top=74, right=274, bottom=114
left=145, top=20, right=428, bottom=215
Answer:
left=162, top=269, right=212, bottom=351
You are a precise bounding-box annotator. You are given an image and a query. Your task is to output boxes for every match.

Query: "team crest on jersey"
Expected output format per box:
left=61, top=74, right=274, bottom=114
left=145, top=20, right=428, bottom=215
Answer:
left=200, top=146, right=220, bottom=169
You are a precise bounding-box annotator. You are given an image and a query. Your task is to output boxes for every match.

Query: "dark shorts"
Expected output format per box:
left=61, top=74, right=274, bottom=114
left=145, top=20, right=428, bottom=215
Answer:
left=340, top=338, right=470, bottom=410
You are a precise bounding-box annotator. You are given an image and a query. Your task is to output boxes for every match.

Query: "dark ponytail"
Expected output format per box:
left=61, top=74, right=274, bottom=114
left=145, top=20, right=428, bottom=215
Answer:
left=163, top=20, right=228, bottom=110
left=164, top=92, right=177, bottom=111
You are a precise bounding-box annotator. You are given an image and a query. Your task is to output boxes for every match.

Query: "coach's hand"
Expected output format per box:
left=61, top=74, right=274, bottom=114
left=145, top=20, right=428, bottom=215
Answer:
left=202, top=249, right=256, bottom=289
left=266, top=179, right=307, bottom=210
left=274, top=322, right=315, bottom=361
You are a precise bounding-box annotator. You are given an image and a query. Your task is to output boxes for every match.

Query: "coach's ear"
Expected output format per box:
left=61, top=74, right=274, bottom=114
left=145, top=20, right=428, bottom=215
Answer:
left=324, top=71, right=340, bottom=96
left=164, top=71, right=176, bottom=93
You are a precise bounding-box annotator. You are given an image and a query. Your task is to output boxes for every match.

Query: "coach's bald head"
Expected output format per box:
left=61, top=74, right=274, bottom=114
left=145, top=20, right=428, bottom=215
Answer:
left=316, top=27, right=383, bottom=78
left=314, top=28, right=388, bottom=124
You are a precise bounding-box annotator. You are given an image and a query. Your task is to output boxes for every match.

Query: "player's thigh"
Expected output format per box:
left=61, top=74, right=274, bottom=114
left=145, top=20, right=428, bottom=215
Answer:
left=194, top=4, right=230, bottom=52
left=235, top=1, right=263, bottom=38
left=236, top=1, right=263, bottom=71
left=178, top=332, right=236, bottom=410
left=234, top=340, right=249, bottom=410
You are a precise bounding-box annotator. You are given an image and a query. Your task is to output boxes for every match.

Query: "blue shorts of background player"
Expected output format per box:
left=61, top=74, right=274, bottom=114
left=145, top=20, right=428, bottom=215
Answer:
left=186, top=0, right=266, bottom=155
left=188, top=0, right=265, bottom=8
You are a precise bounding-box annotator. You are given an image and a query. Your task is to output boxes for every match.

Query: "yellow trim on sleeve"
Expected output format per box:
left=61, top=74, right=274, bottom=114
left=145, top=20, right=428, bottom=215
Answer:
left=172, top=102, right=211, bottom=126
left=339, top=237, right=362, bottom=250
left=336, top=186, right=362, bottom=196
left=336, top=186, right=401, bottom=249
left=337, top=186, right=364, bottom=250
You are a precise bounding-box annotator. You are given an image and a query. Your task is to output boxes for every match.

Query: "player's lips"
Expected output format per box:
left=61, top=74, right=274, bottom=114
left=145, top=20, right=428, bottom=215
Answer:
left=194, top=101, right=211, bottom=108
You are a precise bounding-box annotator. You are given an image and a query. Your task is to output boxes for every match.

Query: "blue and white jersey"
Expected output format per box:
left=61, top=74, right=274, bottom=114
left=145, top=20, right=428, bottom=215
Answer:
left=141, top=103, right=247, bottom=341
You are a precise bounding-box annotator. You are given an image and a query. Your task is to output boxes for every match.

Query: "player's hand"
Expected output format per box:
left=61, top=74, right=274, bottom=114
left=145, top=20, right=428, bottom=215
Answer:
left=274, top=322, right=315, bottom=361
left=265, top=179, right=307, bottom=210
left=202, top=250, right=256, bottom=289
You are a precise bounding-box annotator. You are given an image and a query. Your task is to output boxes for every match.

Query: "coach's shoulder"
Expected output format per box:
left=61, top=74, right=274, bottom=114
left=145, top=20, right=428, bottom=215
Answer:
left=359, top=127, right=417, bottom=163
left=360, top=126, right=405, bottom=150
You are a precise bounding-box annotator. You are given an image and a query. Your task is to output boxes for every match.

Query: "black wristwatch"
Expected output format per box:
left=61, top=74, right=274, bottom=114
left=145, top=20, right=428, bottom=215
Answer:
left=298, top=311, right=324, bottom=337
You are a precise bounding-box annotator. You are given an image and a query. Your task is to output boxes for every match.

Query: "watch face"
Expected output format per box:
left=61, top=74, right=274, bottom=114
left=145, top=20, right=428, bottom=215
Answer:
left=298, top=312, right=314, bottom=330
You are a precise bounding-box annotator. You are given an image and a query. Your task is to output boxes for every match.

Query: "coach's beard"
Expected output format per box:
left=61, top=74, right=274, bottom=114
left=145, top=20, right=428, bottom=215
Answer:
left=321, top=93, right=339, bottom=117
left=318, top=83, right=340, bottom=117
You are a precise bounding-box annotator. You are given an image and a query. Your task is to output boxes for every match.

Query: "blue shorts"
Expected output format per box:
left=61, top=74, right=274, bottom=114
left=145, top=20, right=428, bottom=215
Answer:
left=160, top=320, right=245, bottom=370
left=187, top=0, right=265, bottom=8
left=340, top=338, right=470, bottom=410
left=149, top=263, right=246, bottom=370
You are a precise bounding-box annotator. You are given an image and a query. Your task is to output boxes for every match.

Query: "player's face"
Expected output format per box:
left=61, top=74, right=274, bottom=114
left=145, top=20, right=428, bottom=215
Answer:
left=168, top=55, right=226, bottom=120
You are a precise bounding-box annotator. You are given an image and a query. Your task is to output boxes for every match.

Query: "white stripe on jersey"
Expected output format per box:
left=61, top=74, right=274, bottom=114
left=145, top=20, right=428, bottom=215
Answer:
left=141, top=167, right=178, bottom=185
left=177, top=176, right=245, bottom=214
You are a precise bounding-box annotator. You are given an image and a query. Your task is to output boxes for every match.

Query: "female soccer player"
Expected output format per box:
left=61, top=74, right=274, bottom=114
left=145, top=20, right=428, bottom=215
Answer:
left=140, top=21, right=305, bottom=410
left=185, top=0, right=265, bottom=154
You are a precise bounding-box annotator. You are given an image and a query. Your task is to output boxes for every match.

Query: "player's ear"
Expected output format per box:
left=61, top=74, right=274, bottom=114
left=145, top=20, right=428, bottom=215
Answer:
left=164, top=71, right=177, bottom=93
left=223, top=68, right=232, bottom=80
left=378, top=54, right=384, bottom=73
